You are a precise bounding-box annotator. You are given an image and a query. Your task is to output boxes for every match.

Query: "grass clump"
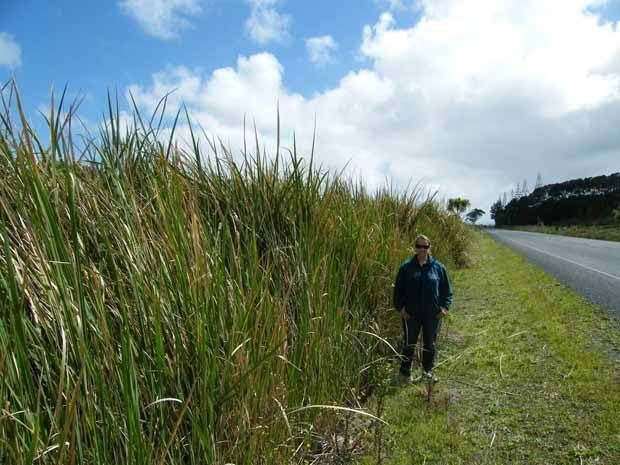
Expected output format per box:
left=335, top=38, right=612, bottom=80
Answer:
left=0, top=82, right=472, bottom=464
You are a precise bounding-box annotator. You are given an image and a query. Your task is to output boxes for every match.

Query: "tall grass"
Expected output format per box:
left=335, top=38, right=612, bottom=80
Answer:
left=0, top=81, right=472, bottom=464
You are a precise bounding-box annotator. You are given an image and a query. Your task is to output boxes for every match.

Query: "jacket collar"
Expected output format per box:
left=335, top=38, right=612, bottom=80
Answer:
left=411, top=255, right=435, bottom=268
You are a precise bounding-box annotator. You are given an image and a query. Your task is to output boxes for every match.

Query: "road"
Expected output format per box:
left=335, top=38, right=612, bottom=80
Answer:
left=486, top=228, right=620, bottom=316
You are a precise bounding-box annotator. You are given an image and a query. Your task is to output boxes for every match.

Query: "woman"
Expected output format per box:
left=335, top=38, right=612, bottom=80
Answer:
left=393, top=234, right=452, bottom=383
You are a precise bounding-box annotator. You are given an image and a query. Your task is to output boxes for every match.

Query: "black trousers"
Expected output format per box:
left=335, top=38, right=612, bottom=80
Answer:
left=400, top=315, right=440, bottom=375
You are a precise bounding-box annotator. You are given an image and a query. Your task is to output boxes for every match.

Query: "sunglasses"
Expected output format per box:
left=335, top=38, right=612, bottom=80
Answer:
left=415, top=244, right=430, bottom=249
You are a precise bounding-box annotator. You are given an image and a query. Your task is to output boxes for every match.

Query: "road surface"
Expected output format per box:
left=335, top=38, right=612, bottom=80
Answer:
left=486, top=228, right=620, bottom=316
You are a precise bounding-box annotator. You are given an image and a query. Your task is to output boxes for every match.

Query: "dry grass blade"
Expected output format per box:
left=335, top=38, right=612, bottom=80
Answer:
left=289, top=405, right=387, bottom=425
left=157, top=379, right=197, bottom=465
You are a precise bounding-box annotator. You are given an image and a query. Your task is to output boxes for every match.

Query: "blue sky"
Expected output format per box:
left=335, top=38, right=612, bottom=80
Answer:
left=1, top=0, right=420, bottom=119
left=2, top=1, right=620, bottom=220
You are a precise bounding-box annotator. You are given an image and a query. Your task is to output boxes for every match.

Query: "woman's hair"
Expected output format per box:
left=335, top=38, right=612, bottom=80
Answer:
left=415, top=234, right=431, bottom=245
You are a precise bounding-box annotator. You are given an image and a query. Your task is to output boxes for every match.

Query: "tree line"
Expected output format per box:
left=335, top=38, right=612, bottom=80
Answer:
left=491, top=172, right=620, bottom=226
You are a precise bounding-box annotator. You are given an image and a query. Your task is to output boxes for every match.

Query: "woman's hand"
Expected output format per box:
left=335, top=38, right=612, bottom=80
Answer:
left=400, top=309, right=410, bottom=321
left=439, top=307, right=448, bottom=318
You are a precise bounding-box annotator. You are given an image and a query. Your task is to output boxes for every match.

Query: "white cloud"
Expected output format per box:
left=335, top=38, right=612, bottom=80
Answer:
left=245, top=0, right=291, bottom=44
left=362, top=3, right=620, bottom=116
left=126, top=0, right=620, bottom=221
left=305, top=35, right=338, bottom=65
left=118, top=0, right=202, bottom=39
left=0, top=32, right=22, bottom=69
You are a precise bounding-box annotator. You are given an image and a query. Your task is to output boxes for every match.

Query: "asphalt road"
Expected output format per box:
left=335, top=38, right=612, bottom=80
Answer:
left=486, top=228, right=620, bottom=316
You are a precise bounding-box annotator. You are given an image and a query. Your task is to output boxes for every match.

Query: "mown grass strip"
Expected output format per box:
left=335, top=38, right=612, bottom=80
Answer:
left=357, top=231, right=620, bottom=465
left=506, top=224, right=620, bottom=242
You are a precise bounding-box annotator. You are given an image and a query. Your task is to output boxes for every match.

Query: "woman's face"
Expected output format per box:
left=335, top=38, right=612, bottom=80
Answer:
left=415, top=239, right=431, bottom=259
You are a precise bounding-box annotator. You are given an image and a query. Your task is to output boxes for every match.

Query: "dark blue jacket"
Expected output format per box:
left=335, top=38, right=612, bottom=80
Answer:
left=393, top=256, right=452, bottom=319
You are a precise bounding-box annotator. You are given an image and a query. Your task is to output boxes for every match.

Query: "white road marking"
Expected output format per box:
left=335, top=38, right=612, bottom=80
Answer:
left=500, top=235, right=620, bottom=282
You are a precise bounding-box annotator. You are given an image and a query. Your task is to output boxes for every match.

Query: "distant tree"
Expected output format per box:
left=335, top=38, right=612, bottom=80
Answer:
left=466, top=208, right=486, bottom=224
left=521, top=179, right=529, bottom=196
left=498, top=172, right=620, bottom=226
left=490, top=200, right=503, bottom=224
left=535, top=172, right=543, bottom=190
left=447, top=198, right=471, bottom=217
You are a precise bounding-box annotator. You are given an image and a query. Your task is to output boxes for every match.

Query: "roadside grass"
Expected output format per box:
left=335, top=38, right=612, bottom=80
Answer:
left=506, top=224, right=620, bottom=242
left=0, top=82, right=473, bottom=464
left=356, top=231, right=620, bottom=465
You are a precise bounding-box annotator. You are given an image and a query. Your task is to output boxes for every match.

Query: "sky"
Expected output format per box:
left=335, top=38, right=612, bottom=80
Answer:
left=2, top=0, right=620, bottom=222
